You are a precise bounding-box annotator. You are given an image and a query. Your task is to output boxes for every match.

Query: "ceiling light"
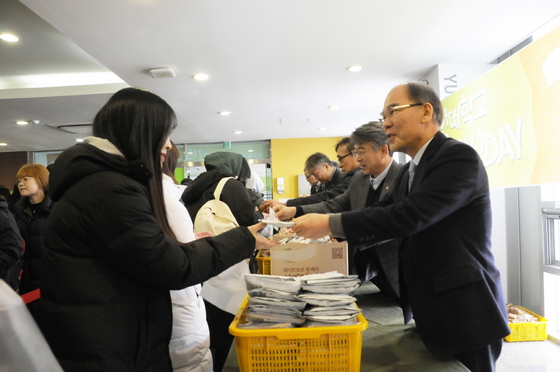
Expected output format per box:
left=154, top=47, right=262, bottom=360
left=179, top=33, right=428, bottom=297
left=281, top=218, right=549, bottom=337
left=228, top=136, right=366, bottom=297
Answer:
left=248, top=150, right=253, bottom=152
left=0, top=34, right=19, bottom=42
left=328, top=105, right=340, bottom=109
left=346, top=65, right=364, bottom=72
left=233, top=131, right=242, bottom=134
left=219, top=111, right=231, bottom=116
left=76, top=138, right=84, bottom=142
left=193, top=73, right=210, bottom=81
left=318, top=127, right=327, bottom=131
left=16, top=121, right=28, bottom=125
left=0, top=143, right=7, bottom=146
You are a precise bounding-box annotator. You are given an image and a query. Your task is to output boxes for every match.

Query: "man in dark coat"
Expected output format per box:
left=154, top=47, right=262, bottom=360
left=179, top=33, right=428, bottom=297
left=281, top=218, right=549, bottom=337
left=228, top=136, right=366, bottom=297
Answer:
left=292, top=82, right=510, bottom=372
left=273, top=122, right=403, bottom=303
left=261, top=138, right=360, bottom=212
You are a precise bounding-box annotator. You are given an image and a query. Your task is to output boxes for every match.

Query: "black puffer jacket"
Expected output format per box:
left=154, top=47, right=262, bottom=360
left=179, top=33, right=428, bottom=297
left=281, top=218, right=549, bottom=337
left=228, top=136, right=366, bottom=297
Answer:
left=13, top=194, right=52, bottom=294
left=0, top=198, right=23, bottom=290
left=40, top=141, right=256, bottom=372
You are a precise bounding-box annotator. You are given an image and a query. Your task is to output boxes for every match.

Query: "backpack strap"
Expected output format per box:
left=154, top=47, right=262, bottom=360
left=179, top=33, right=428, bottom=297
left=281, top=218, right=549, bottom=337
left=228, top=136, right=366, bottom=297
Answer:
left=213, top=177, right=234, bottom=200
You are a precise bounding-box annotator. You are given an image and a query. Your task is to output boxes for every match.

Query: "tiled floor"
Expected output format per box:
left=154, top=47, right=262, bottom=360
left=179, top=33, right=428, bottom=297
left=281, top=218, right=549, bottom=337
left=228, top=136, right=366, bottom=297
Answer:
left=497, top=338, right=560, bottom=371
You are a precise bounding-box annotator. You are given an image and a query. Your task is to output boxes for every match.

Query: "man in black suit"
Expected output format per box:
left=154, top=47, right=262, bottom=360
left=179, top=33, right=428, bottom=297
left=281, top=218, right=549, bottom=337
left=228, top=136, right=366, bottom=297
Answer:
left=261, top=139, right=360, bottom=211
left=293, top=82, right=510, bottom=372
left=273, top=122, right=402, bottom=304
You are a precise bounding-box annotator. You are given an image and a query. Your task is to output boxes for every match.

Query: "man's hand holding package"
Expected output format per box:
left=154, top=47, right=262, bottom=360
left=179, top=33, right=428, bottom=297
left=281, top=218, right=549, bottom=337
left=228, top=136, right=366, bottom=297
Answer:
left=272, top=205, right=297, bottom=220
left=260, top=200, right=286, bottom=213
left=292, top=214, right=332, bottom=240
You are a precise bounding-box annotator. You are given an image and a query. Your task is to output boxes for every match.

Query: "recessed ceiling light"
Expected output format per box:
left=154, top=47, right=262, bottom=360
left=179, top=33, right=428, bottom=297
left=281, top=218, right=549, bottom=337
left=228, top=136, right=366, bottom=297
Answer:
left=233, top=130, right=242, bottom=134
left=0, top=34, right=19, bottom=42
left=328, top=105, right=340, bottom=109
left=0, top=143, right=7, bottom=146
left=16, top=121, right=28, bottom=125
left=346, top=65, right=363, bottom=72
left=76, top=138, right=84, bottom=142
left=219, top=111, right=231, bottom=116
left=192, top=73, right=210, bottom=81
left=248, top=150, right=254, bottom=152
left=318, top=127, right=327, bottom=131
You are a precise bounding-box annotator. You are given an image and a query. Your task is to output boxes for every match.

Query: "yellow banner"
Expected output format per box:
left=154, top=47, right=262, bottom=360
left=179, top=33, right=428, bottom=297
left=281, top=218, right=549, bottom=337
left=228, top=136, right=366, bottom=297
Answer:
left=442, top=25, right=560, bottom=188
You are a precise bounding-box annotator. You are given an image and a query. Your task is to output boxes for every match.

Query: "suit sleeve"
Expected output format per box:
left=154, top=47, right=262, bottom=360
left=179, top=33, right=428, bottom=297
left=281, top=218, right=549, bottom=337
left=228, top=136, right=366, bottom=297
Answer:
left=287, top=174, right=352, bottom=206
left=339, top=143, right=487, bottom=248
left=300, top=187, right=353, bottom=215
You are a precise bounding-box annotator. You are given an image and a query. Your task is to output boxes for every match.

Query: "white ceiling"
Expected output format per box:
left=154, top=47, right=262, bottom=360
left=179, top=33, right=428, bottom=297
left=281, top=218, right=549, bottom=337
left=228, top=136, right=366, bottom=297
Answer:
left=1, top=0, right=560, bottom=153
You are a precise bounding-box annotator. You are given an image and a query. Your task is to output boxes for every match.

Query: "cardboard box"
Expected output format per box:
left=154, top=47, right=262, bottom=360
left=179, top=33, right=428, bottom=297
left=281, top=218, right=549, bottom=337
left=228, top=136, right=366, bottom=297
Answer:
left=270, top=241, right=348, bottom=277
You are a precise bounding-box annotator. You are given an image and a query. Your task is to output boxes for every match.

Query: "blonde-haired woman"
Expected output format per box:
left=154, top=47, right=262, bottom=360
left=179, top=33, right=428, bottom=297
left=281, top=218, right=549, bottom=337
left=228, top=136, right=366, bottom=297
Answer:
left=13, top=164, right=52, bottom=318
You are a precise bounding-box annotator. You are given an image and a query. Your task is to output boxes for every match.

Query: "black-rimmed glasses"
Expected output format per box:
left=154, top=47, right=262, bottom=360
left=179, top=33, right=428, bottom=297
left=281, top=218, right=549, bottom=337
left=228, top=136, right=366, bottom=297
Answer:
left=337, top=153, right=352, bottom=162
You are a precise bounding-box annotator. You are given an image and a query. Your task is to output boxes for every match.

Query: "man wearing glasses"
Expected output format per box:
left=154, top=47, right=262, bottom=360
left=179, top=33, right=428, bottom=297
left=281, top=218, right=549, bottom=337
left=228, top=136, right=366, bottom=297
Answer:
left=261, top=139, right=360, bottom=211
left=273, top=122, right=403, bottom=304
left=292, top=82, right=509, bottom=371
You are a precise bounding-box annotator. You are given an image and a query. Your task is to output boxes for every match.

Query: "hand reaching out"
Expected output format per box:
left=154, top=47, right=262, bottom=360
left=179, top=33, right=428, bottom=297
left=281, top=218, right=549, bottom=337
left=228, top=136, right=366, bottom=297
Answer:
left=291, top=214, right=332, bottom=240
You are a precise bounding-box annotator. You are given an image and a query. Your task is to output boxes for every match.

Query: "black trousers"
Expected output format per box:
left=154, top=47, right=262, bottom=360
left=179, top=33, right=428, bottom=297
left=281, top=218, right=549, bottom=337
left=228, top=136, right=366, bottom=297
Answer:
left=204, top=299, right=235, bottom=372
left=453, top=338, right=503, bottom=372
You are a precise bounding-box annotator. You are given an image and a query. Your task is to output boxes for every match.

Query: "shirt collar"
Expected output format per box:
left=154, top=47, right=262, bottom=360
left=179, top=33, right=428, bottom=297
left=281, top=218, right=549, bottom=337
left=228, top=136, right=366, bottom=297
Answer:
left=411, top=136, right=435, bottom=167
left=370, top=161, right=391, bottom=190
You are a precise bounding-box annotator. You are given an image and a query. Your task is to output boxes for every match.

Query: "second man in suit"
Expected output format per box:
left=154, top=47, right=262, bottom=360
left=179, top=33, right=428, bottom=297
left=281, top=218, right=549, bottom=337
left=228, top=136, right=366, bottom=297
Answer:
left=273, top=122, right=402, bottom=304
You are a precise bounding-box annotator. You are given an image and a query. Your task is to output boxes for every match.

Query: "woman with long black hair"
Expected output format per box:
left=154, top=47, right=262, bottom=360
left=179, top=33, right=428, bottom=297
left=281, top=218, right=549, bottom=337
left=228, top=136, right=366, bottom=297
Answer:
left=40, top=88, right=273, bottom=372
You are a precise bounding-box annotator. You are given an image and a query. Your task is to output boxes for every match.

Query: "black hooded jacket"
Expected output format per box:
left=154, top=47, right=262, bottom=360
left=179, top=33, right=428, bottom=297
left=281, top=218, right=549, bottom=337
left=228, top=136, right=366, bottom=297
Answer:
left=182, top=169, right=261, bottom=227
left=0, top=197, right=23, bottom=290
left=40, top=141, right=256, bottom=372
left=12, top=194, right=53, bottom=294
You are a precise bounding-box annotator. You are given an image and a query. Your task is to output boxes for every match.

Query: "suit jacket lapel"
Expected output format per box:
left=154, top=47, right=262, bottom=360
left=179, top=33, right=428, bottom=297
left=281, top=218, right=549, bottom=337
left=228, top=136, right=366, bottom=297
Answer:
left=380, top=160, right=400, bottom=200
left=409, top=132, right=446, bottom=192
left=354, top=172, right=371, bottom=209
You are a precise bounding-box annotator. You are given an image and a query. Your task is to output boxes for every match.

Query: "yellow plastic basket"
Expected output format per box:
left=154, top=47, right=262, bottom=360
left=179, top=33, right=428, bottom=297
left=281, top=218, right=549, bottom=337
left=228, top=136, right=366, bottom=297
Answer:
left=255, top=250, right=271, bottom=275
left=229, top=297, right=368, bottom=372
left=504, top=307, right=548, bottom=342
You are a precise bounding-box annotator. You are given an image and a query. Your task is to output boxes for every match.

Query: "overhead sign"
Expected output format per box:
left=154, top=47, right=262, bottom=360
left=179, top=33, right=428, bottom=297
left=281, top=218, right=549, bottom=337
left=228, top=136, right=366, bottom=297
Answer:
left=442, top=25, right=560, bottom=188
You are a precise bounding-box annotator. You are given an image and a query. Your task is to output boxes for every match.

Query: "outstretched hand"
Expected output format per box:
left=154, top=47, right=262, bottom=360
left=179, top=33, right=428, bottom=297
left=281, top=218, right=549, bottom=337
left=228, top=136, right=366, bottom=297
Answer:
left=260, top=200, right=285, bottom=213
left=291, top=214, right=332, bottom=240
left=273, top=205, right=297, bottom=220
left=248, top=222, right=279, bottom=250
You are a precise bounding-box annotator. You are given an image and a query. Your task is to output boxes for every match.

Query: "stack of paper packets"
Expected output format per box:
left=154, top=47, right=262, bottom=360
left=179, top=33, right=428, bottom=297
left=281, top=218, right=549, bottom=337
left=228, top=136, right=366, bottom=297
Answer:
left=241, top=273, right=362, bottom=328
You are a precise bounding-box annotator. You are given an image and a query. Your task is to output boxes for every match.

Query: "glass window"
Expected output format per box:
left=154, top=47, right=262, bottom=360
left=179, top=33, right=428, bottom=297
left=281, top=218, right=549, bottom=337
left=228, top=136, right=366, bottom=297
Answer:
left=544, top=210, right=560, bottom=267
